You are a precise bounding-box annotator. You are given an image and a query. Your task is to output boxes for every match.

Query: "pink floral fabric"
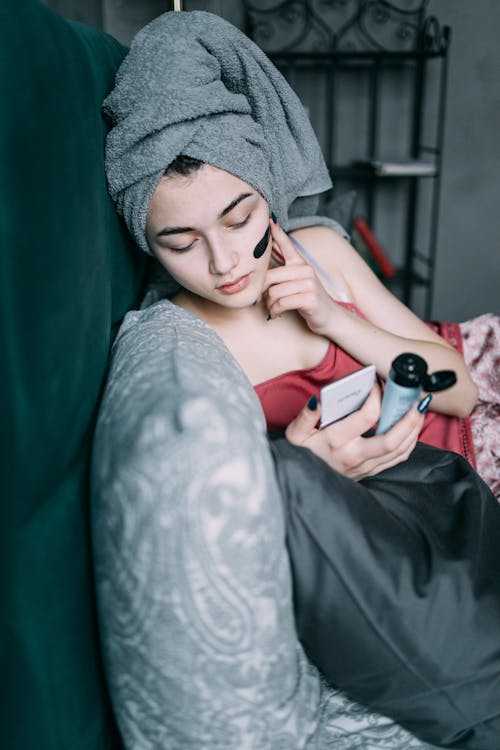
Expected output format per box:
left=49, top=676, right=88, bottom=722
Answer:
left=460, top=314, right=500, bottom=499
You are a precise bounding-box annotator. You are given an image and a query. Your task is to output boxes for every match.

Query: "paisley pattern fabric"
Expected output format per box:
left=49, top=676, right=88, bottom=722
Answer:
left=92, top=299, right=436, bottom=749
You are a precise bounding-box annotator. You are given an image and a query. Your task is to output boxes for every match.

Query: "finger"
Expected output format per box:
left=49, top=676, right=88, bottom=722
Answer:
left=363, top=405, right=423, bottom=463
left=270, top=221, right=304, bottom=266
left=285, top=395, right=321, bottom=444
left=363, top=415, right=422, bottom=475
left=380, top=415, right=422, bottom=463
left=348, top=406, right=423, bottom=478
left=340, top=425, right=420, bottom=480
left=355, top=435, right=419, bottom=478
left=376, top=402, right=424, bottom=447
left=264, top=262, right=313, bottom=294
left=269, top=291, right=317, bottom=319
left=321, top=385, right=381, bottom=445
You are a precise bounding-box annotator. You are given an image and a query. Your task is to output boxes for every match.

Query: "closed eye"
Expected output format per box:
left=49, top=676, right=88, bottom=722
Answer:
left=167, top=239, right=196, bottom=253
left=228, top=213, right=251, bottom=229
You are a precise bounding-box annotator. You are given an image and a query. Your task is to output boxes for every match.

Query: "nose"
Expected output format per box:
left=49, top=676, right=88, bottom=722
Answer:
left=207, top=237, right=239, bottom=276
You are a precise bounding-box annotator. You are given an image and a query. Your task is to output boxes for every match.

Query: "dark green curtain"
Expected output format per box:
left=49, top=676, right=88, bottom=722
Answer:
left=0, top=1, right=147, bottom=747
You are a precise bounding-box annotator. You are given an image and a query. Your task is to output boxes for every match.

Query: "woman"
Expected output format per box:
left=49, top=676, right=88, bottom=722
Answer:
left=103, top=10, right=497, bottom=493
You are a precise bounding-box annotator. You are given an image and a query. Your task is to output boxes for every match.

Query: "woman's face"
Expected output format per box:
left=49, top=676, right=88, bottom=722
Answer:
left=146, top=164, right=272, bottom=309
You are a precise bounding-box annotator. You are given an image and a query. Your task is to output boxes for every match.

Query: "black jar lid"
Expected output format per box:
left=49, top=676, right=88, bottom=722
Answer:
left=423, top=370, right=457, bottom=392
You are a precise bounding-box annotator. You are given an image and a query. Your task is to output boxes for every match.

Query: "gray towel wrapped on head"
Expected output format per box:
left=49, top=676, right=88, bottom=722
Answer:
left=103, top=10, right=346, bottom=256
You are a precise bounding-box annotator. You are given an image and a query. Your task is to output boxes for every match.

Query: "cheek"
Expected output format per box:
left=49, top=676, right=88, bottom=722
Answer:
left=155, top=253, right=203, bottom=288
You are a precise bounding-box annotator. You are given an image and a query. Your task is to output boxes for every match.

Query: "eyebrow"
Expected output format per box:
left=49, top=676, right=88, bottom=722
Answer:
left=156, top=192, right=254, bottom=237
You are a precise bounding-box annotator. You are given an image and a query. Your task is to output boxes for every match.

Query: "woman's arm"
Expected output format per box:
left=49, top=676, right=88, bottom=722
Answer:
left=267, top=222, right=478, bottom=417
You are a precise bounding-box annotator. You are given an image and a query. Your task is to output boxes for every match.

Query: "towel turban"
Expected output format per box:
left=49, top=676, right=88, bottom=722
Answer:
left=103, top=11, right=336, bottom=255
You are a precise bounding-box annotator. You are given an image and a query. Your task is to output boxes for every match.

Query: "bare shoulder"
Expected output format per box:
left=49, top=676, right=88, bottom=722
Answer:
left=292, top=226, right=356, bottom=293
left=289, top=224, right=370, bottom=300
left=290, top=223, right=350, bottom=263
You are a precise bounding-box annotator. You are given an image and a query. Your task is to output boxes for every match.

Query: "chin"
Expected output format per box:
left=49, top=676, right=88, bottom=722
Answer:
left=216, top=293, right=256, bottom=309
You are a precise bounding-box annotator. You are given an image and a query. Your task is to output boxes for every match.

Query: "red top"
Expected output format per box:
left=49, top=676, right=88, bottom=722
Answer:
left=254, top=304, right=476, bottom=467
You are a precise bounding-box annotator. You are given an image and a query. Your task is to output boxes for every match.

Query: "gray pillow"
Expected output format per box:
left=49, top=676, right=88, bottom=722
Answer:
left=91, top=299, right=436, bottom=749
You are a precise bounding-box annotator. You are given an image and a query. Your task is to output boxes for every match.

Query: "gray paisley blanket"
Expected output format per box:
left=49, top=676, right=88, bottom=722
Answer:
left=92, top=299, right=438, bottom=749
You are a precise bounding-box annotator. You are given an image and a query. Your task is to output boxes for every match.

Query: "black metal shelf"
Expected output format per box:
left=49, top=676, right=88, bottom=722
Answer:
left=332, top=164, right=437, bottom=180
left=244, top=0, right=451, bottom=319
left=385, top=268, right=430, bottom=291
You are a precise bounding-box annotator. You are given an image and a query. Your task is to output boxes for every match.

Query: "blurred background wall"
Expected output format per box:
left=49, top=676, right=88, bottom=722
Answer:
left=44, top=0, right=499, bottom=322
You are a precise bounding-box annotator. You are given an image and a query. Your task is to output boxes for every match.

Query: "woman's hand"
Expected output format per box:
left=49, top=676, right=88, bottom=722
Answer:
left=264, top=220, right=337, bottom=334
left=285, top=386, right=425, bottom=481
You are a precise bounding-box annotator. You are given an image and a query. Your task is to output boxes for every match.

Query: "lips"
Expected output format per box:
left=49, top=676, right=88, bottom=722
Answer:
left=217, top=274, right=250, bottom=295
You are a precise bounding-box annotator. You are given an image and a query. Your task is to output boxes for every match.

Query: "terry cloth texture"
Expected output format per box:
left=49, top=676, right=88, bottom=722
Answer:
left=103, top=10, right=346, bottom=256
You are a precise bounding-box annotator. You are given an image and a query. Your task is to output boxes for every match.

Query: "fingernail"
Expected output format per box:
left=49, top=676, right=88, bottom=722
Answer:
left=270, top=211, right=277, bottom=223
left=308, top=395, right=318, bottom=411
left=266, top=313, right=272, bottom=321
left=417, top=394, right=432, bottom=414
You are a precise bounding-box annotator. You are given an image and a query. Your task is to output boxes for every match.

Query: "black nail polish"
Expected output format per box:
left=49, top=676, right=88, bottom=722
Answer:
left=266, top=313, right=272, bottom=321
left=417, top=394, right=432, bottom=414
left=271, top=211, right=277, bottom=223
left=308, top=395, right=318, bottom=411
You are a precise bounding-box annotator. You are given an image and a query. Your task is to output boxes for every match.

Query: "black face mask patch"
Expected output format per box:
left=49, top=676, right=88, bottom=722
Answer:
left=253, top=225, right=271, bottom=259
